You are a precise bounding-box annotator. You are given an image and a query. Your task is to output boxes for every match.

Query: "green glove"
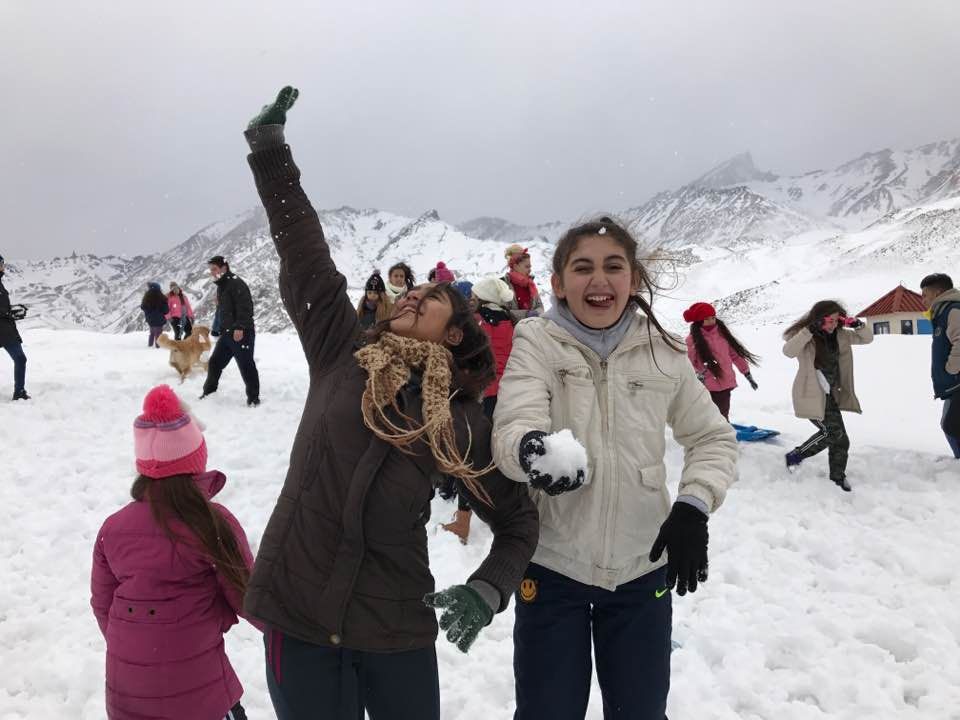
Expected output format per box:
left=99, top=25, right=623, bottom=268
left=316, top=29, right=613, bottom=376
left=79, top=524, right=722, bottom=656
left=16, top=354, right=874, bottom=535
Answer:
left=423, top=584, right=494, bottom=653
left=248, top=86, right=299, bottom=129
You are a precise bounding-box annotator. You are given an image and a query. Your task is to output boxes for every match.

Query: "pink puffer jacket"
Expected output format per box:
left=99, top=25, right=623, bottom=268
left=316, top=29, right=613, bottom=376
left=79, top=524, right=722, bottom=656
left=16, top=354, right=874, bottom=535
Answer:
left=165, top=293, right=194, bottom=321
left=90, top=471, right=258, bottom=720
left=685, top=326, right=750, bottom=392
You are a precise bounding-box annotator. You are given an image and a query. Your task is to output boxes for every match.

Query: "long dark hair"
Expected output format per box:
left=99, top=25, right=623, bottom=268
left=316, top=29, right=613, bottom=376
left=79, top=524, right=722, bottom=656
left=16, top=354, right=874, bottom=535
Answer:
left=366, top=282, right=496, bottom=401
left=690, top=319, right=760, bottom=377
left=783, top=300, right=848, bottom=340
left=388, top=262, right=416, bottom=290
left=130, top=474, right=249, bottom=597
left=552, top=216, right=684, bottom=355
left=142, top=285, right=167, bottom=311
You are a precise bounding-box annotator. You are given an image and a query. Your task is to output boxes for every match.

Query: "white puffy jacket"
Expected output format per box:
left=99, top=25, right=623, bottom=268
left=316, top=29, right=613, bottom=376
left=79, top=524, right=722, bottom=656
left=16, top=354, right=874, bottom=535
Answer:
left=492, top=313, right=738, bottom=590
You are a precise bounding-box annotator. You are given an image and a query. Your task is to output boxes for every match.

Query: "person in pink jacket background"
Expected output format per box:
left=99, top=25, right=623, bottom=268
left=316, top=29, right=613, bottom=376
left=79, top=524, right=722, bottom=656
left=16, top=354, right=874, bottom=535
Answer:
left=683, top=302, right=760, bottom=421
left=165, top=282, right=195, bottom=340
left=90, top=384, right=259, bottom=720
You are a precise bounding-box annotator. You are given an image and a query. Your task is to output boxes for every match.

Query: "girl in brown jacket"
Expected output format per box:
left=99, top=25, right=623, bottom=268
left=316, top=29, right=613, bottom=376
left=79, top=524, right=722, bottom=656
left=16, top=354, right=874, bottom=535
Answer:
left=783, top=300, right=873, bottom=491
left=241, top=88, right=538, bottom=720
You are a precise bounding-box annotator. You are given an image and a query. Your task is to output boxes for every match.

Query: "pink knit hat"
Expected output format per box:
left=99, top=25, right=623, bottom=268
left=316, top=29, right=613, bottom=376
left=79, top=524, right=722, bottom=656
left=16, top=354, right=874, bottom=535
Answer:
left=134, top=385, right=208, bottom=479
left=433, top=261, right=456, bottom=284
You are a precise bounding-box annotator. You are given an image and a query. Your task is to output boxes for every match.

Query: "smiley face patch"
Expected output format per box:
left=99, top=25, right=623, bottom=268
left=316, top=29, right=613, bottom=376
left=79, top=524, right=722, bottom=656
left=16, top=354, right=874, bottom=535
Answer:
left=519, top=578, right=537, bottom=603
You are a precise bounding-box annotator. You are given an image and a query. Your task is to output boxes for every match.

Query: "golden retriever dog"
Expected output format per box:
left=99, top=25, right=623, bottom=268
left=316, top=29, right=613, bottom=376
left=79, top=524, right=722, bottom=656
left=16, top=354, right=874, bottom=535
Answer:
left=157, top=326, right=212, bottom=383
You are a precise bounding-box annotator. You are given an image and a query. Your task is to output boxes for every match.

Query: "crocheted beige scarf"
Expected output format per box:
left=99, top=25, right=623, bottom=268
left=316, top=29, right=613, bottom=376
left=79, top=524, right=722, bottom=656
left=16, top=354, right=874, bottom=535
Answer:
left=355, top=332, right=493, bottom=504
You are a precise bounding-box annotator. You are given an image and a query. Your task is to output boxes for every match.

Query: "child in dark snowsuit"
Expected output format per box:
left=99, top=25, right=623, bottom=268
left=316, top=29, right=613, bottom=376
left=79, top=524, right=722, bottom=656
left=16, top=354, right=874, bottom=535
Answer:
left=140, top=282, right=169, bottom=348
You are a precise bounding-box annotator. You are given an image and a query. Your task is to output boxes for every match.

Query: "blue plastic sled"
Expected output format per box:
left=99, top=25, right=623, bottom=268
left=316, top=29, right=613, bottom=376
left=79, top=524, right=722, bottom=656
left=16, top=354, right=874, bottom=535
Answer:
left=731, top=423, right=780, bottom=442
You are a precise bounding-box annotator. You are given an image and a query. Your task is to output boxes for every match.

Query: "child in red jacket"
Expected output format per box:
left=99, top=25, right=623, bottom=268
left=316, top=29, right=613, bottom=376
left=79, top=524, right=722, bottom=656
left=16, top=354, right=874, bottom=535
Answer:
left=683, top=302, right=760, bottom=421
left=90, top=385, right=259, bottom=720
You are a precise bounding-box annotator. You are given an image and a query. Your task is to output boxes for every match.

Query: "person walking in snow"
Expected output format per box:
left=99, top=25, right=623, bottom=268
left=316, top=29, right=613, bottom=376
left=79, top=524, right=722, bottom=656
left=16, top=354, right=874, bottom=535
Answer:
left=241, top=87, right=538, bottom=720
left=201, top=256, right=260, bottom=407
left=492, top=217, right=738, bottom=720
left=442, top=275, right=517, bottom=545
left=919, top=273, right=960, bottom=457
left=140, top=282, right=169, bottom=348
left=357, top=270, right=393, bottom=336
left=502, top=244, right=544, bottom=323
left=0, top=254, right=30, bottom=400
left=90, top=384, right=259, bottom=720
left=683, top=301, right=760, bottom=421
left=385, top=261, right=415, bottom=303
left=783, top=300, right=873, bottom=491
left=0, top=255, right=30, bottom=401
left=166, top=282, right=195, bottom=340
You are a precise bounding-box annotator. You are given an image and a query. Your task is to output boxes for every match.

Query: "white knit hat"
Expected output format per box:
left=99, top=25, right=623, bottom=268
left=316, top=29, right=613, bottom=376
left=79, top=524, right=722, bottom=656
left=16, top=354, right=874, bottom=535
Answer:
left=472, top=276, right=514, bottom=307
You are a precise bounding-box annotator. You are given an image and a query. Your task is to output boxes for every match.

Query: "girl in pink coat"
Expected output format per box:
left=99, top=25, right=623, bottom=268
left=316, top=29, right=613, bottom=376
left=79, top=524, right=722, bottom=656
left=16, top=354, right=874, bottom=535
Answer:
left=684, top=302, right=760, bottom=421
left=165, top=282, right=195, bottom=340
left=90, top=385, right=259, bottom=720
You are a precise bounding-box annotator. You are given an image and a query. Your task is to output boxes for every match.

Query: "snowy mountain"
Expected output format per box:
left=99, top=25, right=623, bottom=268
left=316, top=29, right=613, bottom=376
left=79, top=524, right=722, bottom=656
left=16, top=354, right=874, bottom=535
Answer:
left=5, top=134, right=960, bottom=333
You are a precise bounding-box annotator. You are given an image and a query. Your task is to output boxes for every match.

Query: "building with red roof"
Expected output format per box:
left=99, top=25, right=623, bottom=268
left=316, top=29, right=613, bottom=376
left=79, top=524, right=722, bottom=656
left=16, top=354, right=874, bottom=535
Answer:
left=857, top=285, right=930, bottom=335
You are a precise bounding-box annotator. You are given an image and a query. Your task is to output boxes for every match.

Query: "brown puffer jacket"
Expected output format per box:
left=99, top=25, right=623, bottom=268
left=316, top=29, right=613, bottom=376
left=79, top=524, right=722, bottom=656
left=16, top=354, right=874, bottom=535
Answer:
left=242, top=141, right=539, bottom=652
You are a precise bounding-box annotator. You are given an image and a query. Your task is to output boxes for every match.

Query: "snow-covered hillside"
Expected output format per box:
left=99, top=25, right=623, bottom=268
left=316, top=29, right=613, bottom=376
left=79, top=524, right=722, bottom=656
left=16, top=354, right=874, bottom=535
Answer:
left=2, top=326, right=958, bottom=719
left=3, top=134, right=959, bottom=334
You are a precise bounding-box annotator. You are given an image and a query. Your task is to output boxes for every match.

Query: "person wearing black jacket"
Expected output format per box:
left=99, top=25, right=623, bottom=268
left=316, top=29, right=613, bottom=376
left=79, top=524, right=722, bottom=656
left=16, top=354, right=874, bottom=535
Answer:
left=201, top=256, right=261, bottom=406
left=0, top=255, right=29, bottom=400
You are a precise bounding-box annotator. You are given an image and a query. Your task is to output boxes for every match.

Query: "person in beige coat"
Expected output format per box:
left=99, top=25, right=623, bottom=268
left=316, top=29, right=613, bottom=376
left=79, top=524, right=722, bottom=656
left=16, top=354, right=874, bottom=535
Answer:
left=782, top=300, right=873, bottom=491
left=492, top=217, right=738, bottom=720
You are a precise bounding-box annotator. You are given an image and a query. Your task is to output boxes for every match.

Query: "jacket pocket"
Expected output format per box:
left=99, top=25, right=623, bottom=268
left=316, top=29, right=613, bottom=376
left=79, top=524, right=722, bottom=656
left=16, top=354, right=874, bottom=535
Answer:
left=550, top=366, right=598, bottom=438
left=619, top=374, right=676, bottom=432
left=610, top=463, right=670, bottom=565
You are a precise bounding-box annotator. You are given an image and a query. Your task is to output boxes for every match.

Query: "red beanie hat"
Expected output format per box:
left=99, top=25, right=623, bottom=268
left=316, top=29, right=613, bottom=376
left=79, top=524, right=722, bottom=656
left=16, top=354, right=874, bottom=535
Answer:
left=133, top=385, right=208, bottom=479
left=683, top=302, right=716, bottom=324
left=433, top=262, right=456, bottom=284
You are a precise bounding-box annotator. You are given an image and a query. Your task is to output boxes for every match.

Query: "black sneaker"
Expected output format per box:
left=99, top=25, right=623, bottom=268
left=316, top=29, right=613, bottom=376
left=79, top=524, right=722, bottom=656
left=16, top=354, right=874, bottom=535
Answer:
left=12, top=390, right=30, bottom=401
left=785, top=450, right=803, bottom=471
left=833, top=476, right=852, bottom=492
left=247, top=398, right=260, bottom=407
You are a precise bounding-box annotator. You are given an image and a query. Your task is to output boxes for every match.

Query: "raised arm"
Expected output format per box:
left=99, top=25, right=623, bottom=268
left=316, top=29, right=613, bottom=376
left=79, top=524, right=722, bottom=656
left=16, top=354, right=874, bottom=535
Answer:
left=244, top=87, right=358, bottom=371
left=783, top=327, right=812, bottom=358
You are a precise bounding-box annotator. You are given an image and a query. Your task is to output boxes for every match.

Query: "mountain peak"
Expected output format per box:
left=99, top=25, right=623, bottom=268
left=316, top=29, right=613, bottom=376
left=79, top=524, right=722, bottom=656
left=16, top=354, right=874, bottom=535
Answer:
left=693, top=152, right=778, bottom=189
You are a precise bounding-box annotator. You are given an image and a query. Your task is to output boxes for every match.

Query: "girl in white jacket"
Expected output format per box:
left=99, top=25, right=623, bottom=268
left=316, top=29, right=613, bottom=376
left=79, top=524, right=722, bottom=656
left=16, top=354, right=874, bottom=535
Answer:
left=492, top=217, right=738, bottom=720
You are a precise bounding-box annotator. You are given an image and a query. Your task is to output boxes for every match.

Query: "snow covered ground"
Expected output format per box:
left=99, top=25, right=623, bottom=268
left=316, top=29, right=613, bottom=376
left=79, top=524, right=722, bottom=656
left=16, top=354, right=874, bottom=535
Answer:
left=1, top=326, right=958, bottom=719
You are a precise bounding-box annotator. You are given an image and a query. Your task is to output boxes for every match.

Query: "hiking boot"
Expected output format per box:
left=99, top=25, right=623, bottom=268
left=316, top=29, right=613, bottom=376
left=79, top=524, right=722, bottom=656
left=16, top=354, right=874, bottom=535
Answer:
left=833, top=476, right=852, bottom=492
left=442, top=510, right=472, bottom=545
left=785, top=450, right=803, bottom=471
left=12, top=389, right=30, bottom=401
left=247, top=398, right=260, bottom=407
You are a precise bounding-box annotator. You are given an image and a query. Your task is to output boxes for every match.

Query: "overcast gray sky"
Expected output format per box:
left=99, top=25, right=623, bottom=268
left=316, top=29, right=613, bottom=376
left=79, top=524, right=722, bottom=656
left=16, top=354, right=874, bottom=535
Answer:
left=2, top=0, right=959, bottom=260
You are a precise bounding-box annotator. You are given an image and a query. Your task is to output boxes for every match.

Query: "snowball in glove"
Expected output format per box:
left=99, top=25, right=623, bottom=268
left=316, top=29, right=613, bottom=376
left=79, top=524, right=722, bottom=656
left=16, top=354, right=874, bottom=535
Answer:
left=519, top=430, right=588, bottom=496
left=423, top=584, right=493, bottom=653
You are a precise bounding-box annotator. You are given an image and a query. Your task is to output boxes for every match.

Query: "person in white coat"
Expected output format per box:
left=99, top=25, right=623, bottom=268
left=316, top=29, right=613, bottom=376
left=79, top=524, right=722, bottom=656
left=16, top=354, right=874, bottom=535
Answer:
left=492, top=217, right=738, bottom=720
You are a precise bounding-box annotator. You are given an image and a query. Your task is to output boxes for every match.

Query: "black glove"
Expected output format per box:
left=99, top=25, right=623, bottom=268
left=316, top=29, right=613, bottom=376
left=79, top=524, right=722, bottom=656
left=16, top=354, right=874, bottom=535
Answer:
left=648, top=502, right=709, bottom=596
left=519, top=431, right=586, bottom=496
left=9, top=304, right=27, bottom=321
left=745, top=372, right=758, bottom=390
